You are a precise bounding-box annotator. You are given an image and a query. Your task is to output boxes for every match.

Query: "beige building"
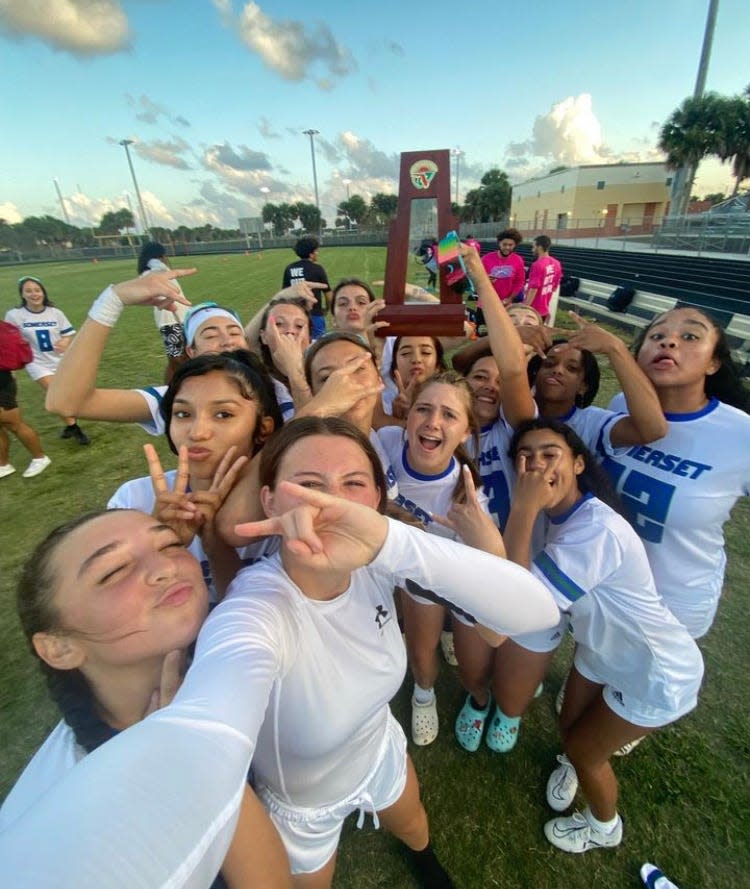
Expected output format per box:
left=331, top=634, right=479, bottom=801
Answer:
left=510, top=162, right=672, bottom=236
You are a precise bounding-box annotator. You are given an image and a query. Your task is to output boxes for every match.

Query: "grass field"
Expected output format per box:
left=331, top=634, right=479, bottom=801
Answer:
left=1, top=249, right=748, bottom=888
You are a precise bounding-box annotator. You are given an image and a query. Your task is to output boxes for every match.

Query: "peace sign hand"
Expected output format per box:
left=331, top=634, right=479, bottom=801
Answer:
left=391, top=369, right=419, bottom=419
left=234, top=481, right=388, bottom=575
left=433, top=465, right=506, bottom=556
left=145, top=444, right=248, bottom=546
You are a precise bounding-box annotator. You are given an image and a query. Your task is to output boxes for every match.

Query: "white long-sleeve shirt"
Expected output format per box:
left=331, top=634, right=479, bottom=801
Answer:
left=0, top=519, right=557, bottom=889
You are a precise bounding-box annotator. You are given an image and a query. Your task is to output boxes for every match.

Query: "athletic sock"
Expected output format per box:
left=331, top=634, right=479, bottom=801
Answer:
left=584, top=807, right=620, bottom=834
left=413, top=684, right=435, bottom=705
left=406, top=843, right=456, bottom=889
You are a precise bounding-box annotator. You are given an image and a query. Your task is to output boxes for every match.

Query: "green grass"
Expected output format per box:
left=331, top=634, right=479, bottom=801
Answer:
left=1, top=250, right=748, bottom=888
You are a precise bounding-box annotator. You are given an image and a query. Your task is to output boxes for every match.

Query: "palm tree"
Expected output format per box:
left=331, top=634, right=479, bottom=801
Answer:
left=659, top=93, right=725, bottom=215
left=721, top=87, right=750, bottom=196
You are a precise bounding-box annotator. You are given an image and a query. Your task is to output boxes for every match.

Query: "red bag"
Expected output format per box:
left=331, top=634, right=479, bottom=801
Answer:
left=0, top=321, right=33, bottom=371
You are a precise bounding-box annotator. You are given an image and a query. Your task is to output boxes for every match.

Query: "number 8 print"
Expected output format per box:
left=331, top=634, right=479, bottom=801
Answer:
left=35, top=329, right=53, bottom=352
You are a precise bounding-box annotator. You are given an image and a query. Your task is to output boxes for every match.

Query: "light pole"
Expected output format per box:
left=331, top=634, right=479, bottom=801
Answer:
left=259, top=186, right=271, bottom=248
left=667, top=0, right=720, bottom=217
left=451, top=148, right=464, bottom=206
left=341, top=179, right=352, bottom=229
left=119, top=139, right=151, bottom=239
left=303, top=129, right=321, bottom=235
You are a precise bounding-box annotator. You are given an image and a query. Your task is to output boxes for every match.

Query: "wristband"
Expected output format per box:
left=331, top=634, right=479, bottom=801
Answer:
left=88, top=286, right=125, bottom=327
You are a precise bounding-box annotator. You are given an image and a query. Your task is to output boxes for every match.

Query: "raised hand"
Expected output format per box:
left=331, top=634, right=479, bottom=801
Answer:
left=112, top=269, right=196, bottom=311
left=145, top=444, right=248, bottom=546
left=433, top=464, right=506, bottom=556
left=143, top=650, right=187, bottom=717
left=391, top=368, right=419, bottom=420
left=562, top=311, right=623, bottom=356
left=235, top=481, right=388, bottom=575
left=273, top=281, right=327, bottom=312
left=513, top=452, right=561, bottom=513
left=263, top=314, right=306, bottom=379
left=307, top=354, right=384, bottom=417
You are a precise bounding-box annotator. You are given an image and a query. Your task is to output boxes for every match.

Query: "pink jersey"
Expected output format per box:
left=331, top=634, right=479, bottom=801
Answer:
left=527, top=255, right=562, bottom=318
left=481, top=251, right=526, bottom=303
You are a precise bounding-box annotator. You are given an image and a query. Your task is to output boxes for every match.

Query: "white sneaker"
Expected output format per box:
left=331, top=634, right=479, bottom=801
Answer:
left=440, top=630, right=458, bottom=666
left=544, top=811, right=622, bottom=853
left=641, top=863, right=682, bottom=889
left=614, top=736, right=645, bottom=757
left=22, top=456, right=51, bottom=478
left=546, top=754, right=579, bottom=811
left=0, top=463, right=16, bottom=478
left=411, top=695, right=439, bottom=746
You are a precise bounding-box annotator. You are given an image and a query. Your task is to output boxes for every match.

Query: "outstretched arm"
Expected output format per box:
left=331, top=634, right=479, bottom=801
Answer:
left=46, top=270, right=194, bottom=422
left=462, top=246, right=536, bottom=428
left=563, top=312, right=667, bottom=446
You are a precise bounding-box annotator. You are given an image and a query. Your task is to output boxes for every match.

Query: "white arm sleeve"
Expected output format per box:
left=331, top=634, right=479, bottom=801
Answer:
left=0, top=590, right=288, bottom=889
left=372, top=518, right=559, bottom=635
left=0, top=521, right=553, bottom=887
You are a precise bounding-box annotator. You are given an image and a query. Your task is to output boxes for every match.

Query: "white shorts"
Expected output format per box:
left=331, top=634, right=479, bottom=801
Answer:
left=512, top=612, right=567, bottom=653
left=257, top=709, right=408, bottom=875
left=574, top=649, right=699, bottom=729
left=25, top=356, right=59, bottom=382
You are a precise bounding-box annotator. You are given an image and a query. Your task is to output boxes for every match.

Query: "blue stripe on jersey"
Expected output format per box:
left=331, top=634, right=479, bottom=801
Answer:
left=59, top=327, right=75, bottom=335
left=534, top=551, right=587, bottom=602
left=664, top=397, right=719, bottom=422
left=143, top=386, right=164, bottom=404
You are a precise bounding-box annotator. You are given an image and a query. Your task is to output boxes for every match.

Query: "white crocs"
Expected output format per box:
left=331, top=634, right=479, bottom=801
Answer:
left=411, top=695, right=439, bottom=746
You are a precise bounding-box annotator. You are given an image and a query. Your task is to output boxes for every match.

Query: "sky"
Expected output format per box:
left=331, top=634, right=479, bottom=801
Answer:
left=1, top=0, right=748, bottom=231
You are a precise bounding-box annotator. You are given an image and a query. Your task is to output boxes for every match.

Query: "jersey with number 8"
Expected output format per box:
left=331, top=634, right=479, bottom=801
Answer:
left=605, top=394, right=750, bottom=639
left=4, top=305, right=75, bottom=382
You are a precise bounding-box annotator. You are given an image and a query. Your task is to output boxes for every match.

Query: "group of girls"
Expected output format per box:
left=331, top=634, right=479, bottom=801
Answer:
left=2, top=245, right=749, bottom=885
left=2, top=280, right=558, bottom=887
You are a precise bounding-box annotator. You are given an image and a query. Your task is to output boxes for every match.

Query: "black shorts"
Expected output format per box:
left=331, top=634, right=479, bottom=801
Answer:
left=0, top=372, right=17, bottom=411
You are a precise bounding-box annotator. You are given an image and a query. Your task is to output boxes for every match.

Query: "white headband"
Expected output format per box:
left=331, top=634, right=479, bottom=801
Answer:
left=184, top=305, right=241, bottom=347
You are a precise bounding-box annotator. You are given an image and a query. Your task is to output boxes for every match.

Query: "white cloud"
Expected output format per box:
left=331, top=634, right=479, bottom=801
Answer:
left=0, top=201, right=23, bottom=223
left=134, top=137, right=192, bottom=170
left=218, top=1, right=356, bottom=86
left=0, top=0, right=131, bottom=56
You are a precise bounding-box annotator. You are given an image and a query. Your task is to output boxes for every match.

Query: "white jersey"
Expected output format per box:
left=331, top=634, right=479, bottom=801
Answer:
left=271, top=377, right=295, bottom=423
left=470, top=416, right=515, bottom=530
left=135, top=383, right=168, bottom=435
left=108, top=472, right=277, bottom=602
left=0, top=520, right=558, bottom=888
left=605, top=394, right=750, bottom=638
left=379, top=336, right=398, bottom=415
left=533, top=495, right=703, bottom=716
left=376, top=425, right=489, bottom=539
left=5, top=305, right=75, bottom=381
left=553, top=404, right=623, bottom=459
left=368, top=429, right=399, bottom=501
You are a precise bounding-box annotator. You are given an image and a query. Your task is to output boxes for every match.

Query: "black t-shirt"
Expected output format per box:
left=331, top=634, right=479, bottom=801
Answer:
left=281, top=259, right=330, bottom=315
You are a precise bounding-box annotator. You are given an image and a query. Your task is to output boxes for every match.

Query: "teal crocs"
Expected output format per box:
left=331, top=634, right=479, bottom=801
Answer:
left=454, top=694, right=491, bottom=752
left=485, top=704, right=521, bottom=753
